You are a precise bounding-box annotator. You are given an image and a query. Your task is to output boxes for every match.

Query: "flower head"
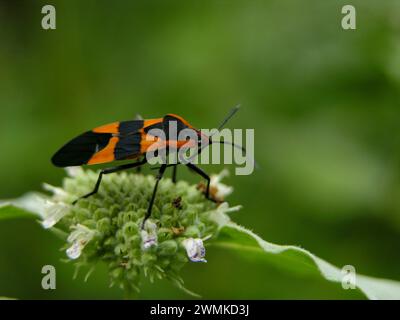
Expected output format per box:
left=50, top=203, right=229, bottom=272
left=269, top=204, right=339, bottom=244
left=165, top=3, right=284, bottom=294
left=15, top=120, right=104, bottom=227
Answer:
left=39, top=168, right=240, bottom=295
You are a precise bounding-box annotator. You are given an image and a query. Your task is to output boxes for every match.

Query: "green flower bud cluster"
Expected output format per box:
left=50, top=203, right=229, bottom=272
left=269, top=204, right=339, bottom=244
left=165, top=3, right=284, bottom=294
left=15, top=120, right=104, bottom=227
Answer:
left=41, top=168, right=239, bottom=296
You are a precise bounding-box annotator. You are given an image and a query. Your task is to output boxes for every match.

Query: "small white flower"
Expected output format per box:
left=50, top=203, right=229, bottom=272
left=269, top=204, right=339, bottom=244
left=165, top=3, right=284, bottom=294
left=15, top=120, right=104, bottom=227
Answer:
left=66, top=224, right=96, bottom=260
left=182, top=238, right=207, bottom=263
left=41, top=200, right=70, bottom=229
left=210, top=169, right=233, bottom=200
left=141, top=221, right=158, bottom=250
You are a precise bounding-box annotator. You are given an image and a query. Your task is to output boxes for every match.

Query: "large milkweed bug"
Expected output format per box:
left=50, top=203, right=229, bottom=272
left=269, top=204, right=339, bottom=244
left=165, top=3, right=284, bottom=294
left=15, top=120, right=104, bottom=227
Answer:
left=51, top=106, right=245, bottom=228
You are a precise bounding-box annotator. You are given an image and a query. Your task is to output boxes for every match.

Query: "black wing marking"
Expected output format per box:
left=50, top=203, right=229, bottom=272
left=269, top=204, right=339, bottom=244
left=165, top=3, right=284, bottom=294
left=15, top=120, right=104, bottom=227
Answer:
left=51, top=120, right=145, bottom=167
left=51, top=131, right=112, bottom=167
left=118, top=120, right=144, bottom=136
left=113, top=120, right=144, bottom=160
left=114, top=132, right=142, bottom=160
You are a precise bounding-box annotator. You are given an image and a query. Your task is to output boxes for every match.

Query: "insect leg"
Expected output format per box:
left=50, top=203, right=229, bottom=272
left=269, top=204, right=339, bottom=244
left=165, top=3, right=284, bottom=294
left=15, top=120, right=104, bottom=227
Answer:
left=186, top=163, right=216, bottom=202
left=172, top=165, right=177, bottom=184
left=72, top=159, right=147, bottom=204
left=141, top=164, right=167, bottom=229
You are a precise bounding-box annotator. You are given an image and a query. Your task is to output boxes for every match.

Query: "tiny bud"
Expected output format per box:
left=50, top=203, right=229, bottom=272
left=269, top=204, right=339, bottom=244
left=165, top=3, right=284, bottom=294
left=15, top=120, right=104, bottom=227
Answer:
left=158, top=240, right=178, bottom=256
left=123, top=221, right=138, bottom=236
left=97, top=217, right=111, bottom=234
left=184, top=225, right=200, bottom=238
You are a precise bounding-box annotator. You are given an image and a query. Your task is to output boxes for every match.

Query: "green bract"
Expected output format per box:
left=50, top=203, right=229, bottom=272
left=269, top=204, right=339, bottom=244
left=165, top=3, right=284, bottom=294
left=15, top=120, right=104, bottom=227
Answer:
left=41, top=168, right=237, bottom=296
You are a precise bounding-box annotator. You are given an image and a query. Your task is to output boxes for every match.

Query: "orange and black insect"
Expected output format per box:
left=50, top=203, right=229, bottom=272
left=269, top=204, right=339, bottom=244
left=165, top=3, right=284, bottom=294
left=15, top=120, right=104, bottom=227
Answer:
left=52, top=106, right=243, bottom=228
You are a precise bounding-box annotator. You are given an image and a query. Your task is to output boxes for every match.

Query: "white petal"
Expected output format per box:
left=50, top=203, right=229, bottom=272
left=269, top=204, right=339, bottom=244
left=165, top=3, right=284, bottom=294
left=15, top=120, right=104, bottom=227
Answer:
left=218, top=202, right=242, bottom=214
left=67, top=224, right=95, bottom=243
left=141, top=230, right=157, bottom=250
left=210, top=169, right=233, bottom=199
left=140, top=221, right=158, bottom=250
left=182, top=238, right=207, bottom=263
left=15, top=194, right=46, bottom=218
left=211, top=168, right=230, bottom=184
left=66, top=242, right=82, bottom=259
left=215, top=183, right=233, bottom=199
left=41, top=201, right=70, bottom=229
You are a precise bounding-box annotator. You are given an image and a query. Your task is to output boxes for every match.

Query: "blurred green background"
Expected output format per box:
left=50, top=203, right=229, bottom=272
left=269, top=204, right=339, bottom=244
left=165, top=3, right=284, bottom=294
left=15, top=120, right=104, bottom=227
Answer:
left=1, top=0, right=400, bottom=299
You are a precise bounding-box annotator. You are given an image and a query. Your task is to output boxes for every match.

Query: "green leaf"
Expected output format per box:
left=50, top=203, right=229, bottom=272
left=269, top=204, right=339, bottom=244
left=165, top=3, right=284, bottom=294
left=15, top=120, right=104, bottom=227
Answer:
left=213, top=221, right=400, bottom=300
left=0, top=193, right=41, bottom=221
left=0, top=204, right=36, bottom=220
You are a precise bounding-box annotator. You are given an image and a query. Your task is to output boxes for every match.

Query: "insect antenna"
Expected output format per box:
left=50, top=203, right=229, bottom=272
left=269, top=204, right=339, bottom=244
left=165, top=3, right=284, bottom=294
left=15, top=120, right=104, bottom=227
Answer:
left=208, top=104, right=243, bottom=151
left=209, top=106, right=259, bottom=169
left=216, top=104, right=241, bottom=132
